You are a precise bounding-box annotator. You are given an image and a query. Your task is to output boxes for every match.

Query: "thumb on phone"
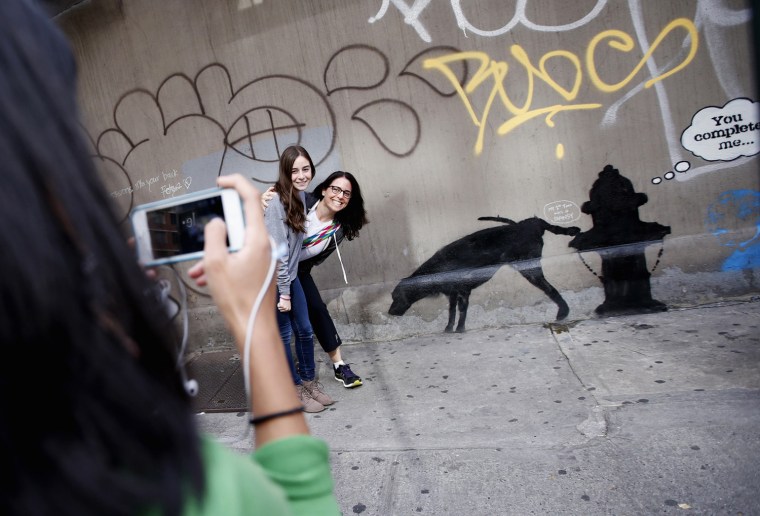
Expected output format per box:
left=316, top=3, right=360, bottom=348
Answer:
left=203, top=217, right=228, bottom=264
left=187, top=217, right=227, bottom=286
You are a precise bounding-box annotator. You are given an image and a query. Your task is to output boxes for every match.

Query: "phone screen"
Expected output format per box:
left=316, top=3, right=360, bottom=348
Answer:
left=146, top=196, right=229, bottom=259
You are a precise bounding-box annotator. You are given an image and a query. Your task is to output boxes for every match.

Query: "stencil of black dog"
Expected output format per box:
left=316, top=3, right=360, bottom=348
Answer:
left=388, top=216, right=581, bottom=332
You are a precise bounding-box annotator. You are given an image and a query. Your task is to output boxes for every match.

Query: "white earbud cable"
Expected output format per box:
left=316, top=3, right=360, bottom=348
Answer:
left=242, top=236, right=279, bottom=407
left=164, top=236, right=281, bottom=438
left=162, top=267, right=197, bottom=397
left=237, top=236, right=281, bottom=439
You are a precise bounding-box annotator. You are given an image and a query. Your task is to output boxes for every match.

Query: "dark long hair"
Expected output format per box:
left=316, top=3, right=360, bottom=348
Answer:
left=313, top=171, right=369, bottom=240
left=274, top=145, right=314, bottom=233
left=0, top=2, right=203, bottom=515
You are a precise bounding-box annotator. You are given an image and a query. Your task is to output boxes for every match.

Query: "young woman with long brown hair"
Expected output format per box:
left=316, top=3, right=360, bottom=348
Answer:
left=264, top=145, right=333, bottom=412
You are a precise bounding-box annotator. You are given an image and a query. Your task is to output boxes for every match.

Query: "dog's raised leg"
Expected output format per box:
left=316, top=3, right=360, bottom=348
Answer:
left=519, top=267, right=570, bottom=320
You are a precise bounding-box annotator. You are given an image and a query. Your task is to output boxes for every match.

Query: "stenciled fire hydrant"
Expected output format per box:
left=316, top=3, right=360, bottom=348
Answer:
left=569, top=164, right=670, bottom=315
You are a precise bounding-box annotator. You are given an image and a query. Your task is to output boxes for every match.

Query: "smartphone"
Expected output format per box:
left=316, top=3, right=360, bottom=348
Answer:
left=130, top=187, right=246, bottom=266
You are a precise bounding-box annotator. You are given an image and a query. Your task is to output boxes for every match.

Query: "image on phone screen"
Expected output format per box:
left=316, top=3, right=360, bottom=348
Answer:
left=147, top=197, right=228, bottom=259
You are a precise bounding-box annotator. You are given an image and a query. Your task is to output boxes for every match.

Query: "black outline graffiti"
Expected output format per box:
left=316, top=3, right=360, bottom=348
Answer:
left=399, top=45, right=469, bottom=97
left=351, top=98, right=421, bottom=157
left=324, top=44, right=390, bottom=95
left=93, top=64, right=337, bottom=187
left=225, top=73, right=339, bottom=176
left=91, top=41, right=471, bottom=204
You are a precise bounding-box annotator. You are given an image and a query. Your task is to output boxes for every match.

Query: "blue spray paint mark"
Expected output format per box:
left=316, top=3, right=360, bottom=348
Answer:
left=706, top=189, right=760, bottom=271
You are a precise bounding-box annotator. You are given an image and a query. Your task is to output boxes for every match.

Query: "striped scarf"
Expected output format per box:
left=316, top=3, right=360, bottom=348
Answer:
left=302, top=221, right=340, bottom=250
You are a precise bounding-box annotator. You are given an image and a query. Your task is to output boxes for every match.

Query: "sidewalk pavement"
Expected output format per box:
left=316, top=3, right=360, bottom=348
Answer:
left=196, top=298, right=760, bottom=515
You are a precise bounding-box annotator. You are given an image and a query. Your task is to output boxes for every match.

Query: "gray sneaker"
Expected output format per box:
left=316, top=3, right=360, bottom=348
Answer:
left=302, top=380, right=334, bottom=406
left=298, top=384, right=325, bottom=413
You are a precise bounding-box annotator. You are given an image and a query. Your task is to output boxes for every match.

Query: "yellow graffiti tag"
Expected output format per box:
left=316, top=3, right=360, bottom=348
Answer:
left=423, top=18, right=698, bottom=156
left=587, top=18, right=699, bottom=92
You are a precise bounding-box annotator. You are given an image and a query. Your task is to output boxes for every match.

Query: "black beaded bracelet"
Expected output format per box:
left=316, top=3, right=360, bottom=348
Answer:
left=249, top=406, right=303, bottom=426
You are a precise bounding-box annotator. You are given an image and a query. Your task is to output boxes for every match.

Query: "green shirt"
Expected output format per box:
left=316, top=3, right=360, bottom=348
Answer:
left=147, top=434, right=340, bottom=516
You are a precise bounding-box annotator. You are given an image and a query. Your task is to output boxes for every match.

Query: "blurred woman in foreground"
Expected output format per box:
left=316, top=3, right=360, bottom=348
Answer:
left=0, top=1, right=338, bottom=514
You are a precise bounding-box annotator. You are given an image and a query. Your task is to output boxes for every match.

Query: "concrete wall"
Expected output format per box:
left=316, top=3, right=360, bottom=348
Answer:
left=56, top=0, right=759, bottom=349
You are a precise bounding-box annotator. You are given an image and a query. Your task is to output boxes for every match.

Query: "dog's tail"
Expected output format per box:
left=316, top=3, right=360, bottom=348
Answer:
left=478, top=216, right=516, bottom=225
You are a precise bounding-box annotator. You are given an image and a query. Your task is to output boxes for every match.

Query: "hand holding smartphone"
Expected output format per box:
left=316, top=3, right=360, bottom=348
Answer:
left=130, top=187, right=246, bottom=266
left=187, top=174, right=310, bottom=446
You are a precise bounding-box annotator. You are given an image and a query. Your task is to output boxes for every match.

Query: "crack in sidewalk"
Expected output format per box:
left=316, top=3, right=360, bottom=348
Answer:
left=547, top=322, right=611, bottom=439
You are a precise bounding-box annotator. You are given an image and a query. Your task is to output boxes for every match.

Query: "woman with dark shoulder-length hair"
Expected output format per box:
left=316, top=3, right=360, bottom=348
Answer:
left=0, top=1, right=338, bottom=515
left=284, top=171, right=369, bottom=388
left=265, top=170, right=368, bottom=388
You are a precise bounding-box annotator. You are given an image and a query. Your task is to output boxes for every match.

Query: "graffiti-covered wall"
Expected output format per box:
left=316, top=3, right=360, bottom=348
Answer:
left=56, top=0, right=759, bottom=347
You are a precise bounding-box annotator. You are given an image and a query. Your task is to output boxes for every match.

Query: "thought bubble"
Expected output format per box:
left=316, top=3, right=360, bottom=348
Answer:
left=681, top=97, right=760, bottom=161
left=543, top=200, right=580, bottom=224
left=651, top=160, right=690, bottom=184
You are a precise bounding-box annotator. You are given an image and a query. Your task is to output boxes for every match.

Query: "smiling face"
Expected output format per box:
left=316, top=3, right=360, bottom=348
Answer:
left=321, top=177, right=352, bottom=213
left=291, top=155, right=313, bottom=191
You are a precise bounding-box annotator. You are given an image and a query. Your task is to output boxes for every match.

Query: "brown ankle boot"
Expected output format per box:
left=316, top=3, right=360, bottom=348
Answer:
left=297, top=384, right=325, bottom=413
left=302, top=380, right=334, bottom=406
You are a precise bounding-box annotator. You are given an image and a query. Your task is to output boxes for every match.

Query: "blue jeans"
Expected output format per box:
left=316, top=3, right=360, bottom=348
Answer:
left=276, top=278, right=315, bottom=385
